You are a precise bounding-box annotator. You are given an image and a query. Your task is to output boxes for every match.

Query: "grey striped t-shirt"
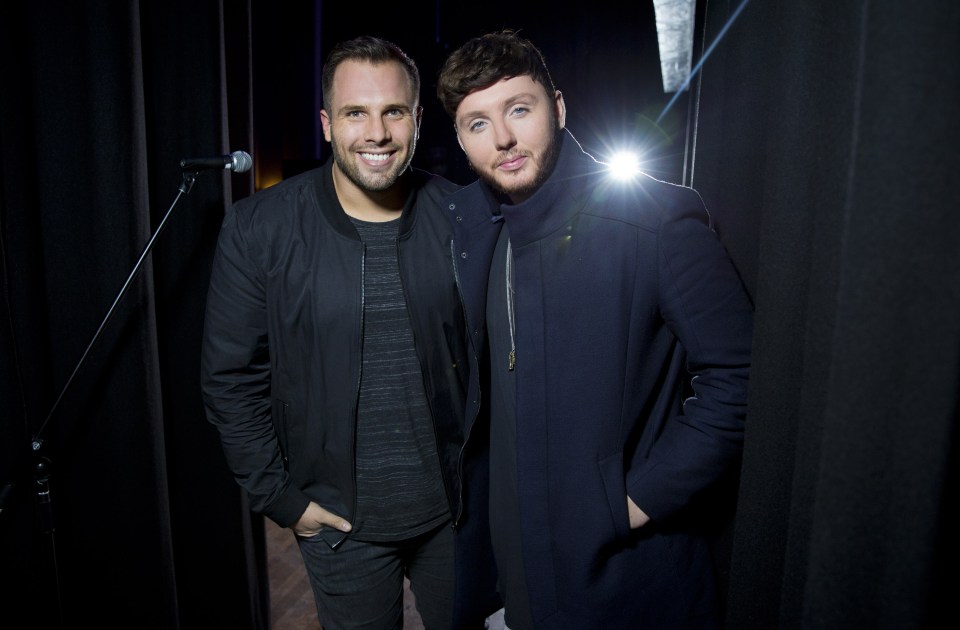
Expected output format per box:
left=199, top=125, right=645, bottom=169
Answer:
left=349, top=216, right=449, bottom=541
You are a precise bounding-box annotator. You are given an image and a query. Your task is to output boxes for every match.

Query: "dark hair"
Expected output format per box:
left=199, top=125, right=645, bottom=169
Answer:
left=436, top=30, right=556, bottom=120
left=321, top=36, right=420, bottom=110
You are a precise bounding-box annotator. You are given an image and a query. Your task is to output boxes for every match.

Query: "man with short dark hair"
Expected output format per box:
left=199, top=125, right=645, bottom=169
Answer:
left=438, top=30, right=755, bottom=629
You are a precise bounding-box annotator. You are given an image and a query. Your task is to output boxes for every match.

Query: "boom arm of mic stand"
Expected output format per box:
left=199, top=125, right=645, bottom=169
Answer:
left=31, top=171, right=197, bottom=447
left=0, top=171, right=199, bottom=521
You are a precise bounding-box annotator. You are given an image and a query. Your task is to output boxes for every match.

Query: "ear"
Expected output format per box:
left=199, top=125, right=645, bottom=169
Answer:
left=320, top=109, right=332, bottom=142
left=413, top=105, right=423, bottom=138
left=554, top=90, right=567, bottom=129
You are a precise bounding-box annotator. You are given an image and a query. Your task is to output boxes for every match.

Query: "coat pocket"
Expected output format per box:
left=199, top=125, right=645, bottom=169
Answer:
left=598, top=451, right=631, bottom=540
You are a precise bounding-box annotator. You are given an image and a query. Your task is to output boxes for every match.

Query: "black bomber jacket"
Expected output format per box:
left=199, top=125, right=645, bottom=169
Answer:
left=200, top=159, right=467, bottom=542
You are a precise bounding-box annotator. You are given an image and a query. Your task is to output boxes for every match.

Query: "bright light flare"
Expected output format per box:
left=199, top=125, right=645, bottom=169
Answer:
left=607, top=150, right=642, bottom=180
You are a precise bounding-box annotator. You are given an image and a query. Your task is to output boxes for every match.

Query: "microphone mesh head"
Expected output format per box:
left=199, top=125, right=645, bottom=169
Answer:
left=230, top=151, right=253, bottom=173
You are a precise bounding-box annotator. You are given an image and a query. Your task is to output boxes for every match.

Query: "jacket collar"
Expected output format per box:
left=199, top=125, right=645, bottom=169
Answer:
left=313, top=156, right=424, bottom=240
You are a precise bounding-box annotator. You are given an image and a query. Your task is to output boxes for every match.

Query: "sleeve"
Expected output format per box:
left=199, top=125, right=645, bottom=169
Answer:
left=626, top=192, right=755, bottom=522
left=199, top=206, right=309, bottom=527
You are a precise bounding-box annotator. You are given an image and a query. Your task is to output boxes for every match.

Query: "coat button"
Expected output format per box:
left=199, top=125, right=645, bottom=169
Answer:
left=449, top=204, right=456, bottom=210
left=460, top=252, right=468, bottom=258
left=456, top=216, right=463, bottom=222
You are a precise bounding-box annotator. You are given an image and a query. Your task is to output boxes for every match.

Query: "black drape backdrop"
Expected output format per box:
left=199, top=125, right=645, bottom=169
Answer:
left=2, top=0, right=957, bottom=628
left=0, top=1, right=264, bottom=628
left=694, top=0, right=959, bottom=628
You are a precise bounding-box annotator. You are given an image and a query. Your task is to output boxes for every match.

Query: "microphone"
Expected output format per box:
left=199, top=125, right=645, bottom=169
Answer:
left=180, top=150, right=252, bottom=173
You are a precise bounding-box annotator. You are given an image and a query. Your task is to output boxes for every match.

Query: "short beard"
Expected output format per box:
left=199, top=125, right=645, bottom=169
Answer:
left=330, top=134, right=415, bottom=193
left=474, top=122, right=563, bottom=203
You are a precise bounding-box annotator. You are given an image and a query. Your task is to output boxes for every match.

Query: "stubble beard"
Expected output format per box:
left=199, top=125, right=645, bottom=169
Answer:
left=472, top=123, right=563, bottom=203
left=330, top=133, right=416, bottom=193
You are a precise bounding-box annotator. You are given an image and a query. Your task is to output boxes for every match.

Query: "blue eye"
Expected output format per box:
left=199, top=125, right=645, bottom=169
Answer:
left=468, top=120, right=487, bottom=132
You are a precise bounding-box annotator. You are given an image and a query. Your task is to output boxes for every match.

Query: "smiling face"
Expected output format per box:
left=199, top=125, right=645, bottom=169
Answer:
left=320, top=59, right=421, bottom=194
left=454, top=74, right=565, bottom=204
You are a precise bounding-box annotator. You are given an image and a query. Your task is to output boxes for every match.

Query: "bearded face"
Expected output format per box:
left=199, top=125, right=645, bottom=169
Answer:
left=454, top=75, right=566, bottom=204
left=321, top=59, right=420, bottom=194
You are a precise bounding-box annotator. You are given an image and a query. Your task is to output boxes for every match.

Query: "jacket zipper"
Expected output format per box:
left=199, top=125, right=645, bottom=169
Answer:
left=449, top=236, right=479, bottom=529
left=350, top=244, right=365, bottom=528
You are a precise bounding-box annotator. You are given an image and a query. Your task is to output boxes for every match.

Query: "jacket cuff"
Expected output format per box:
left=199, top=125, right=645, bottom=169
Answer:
left=265, top=488, right=312, bottom=529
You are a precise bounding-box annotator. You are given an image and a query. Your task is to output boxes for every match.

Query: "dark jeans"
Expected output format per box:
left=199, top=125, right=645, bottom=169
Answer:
left=296, top=520, right=455, bottom=630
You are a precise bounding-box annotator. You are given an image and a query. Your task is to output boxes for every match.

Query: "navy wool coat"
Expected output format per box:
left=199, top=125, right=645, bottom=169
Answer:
left=445, top=131, right=754, bottom=629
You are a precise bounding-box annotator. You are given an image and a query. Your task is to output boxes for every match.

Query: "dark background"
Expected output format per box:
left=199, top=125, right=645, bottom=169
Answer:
left=2, top=1, right=957, bottom=629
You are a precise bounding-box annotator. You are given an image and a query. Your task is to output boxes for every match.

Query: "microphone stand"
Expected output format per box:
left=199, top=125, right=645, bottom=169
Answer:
left=2, top=168, right=206, bottom=628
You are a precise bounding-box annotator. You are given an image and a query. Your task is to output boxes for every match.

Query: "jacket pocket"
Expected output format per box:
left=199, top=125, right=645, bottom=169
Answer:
left=598, top=451, right=631, bottom=540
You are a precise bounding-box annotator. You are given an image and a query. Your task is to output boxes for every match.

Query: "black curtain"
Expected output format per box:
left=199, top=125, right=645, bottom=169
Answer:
left=0, top=1, right=265, bottom=628
left=692, top=0, right=960, bottom=627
